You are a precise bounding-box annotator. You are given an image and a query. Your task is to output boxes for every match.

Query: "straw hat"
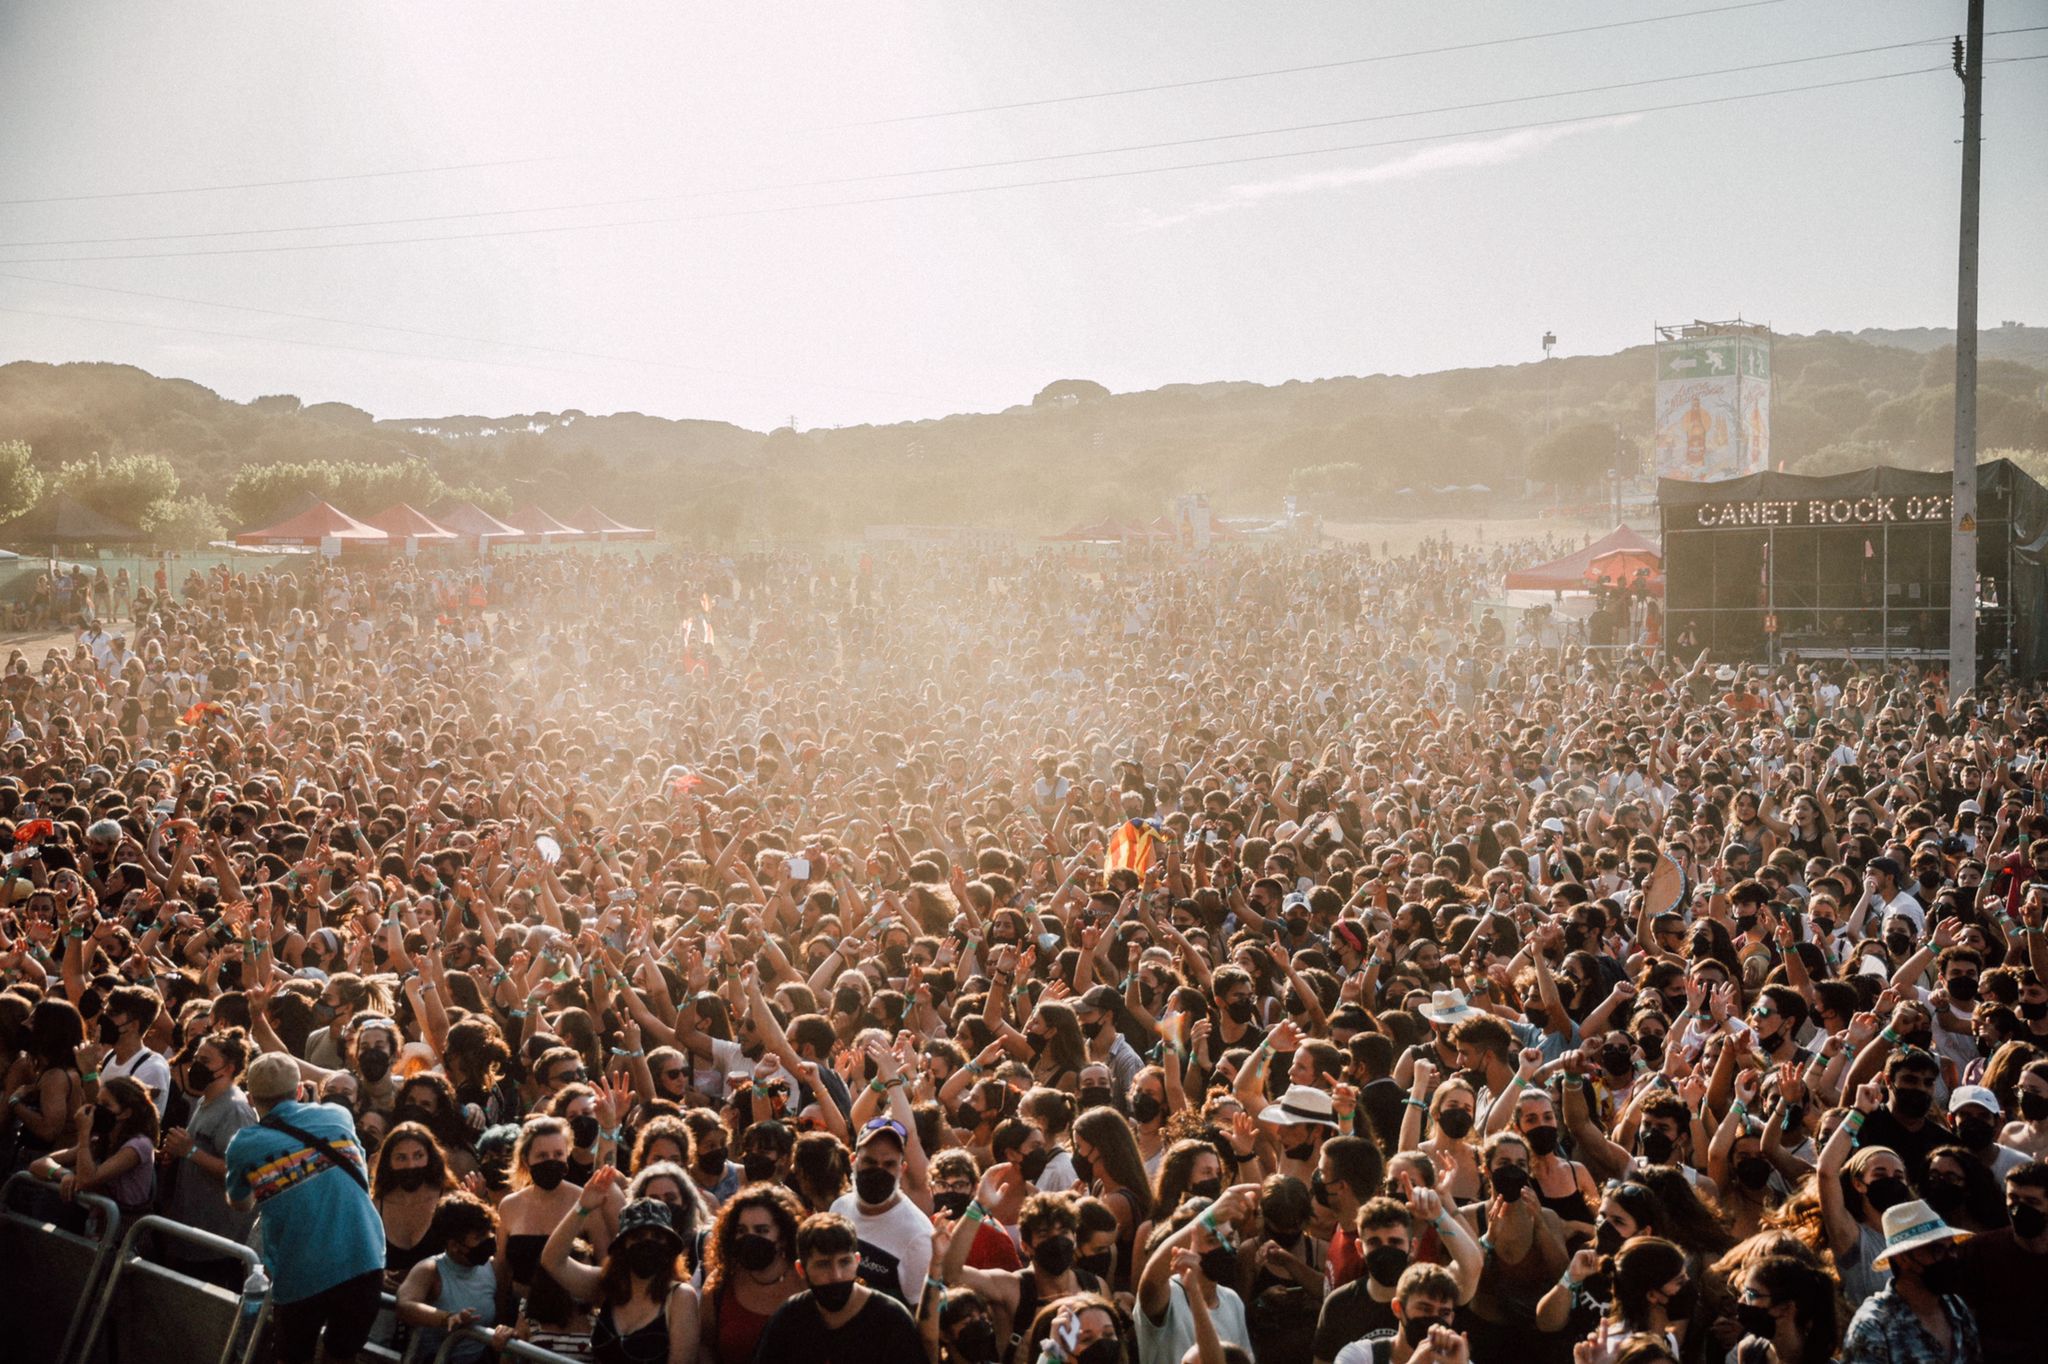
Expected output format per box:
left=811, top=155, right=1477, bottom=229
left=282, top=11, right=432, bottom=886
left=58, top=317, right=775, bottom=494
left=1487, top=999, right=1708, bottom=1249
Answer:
left=1871, top=1199, right=1969, bottom=1268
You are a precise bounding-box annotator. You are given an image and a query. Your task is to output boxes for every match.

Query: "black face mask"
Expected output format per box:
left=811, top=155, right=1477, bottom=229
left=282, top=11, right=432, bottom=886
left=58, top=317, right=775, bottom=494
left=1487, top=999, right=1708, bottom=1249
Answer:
left=1364, top=1244, right=1410, bottom=1287
left=1638, top=1130, right=1676, bottom=1165
left=1077, top=1249, right=1114, bottom=1281
left=1310, top=1170, right=1332, bottom=1207
left=696, top=1148, right=729, bottom=1178
left=1490, top=1165, right=1530, bottom=1202
left=1077, top=1086, right=1114, bottom=1113
left=1600, top=1045, right=1634, bottom=1079
left=91, top=1106, right=118, bottom=1140
left=1524, top=1126, right=1560, bottom=1158
left=185, top=1060, right=215, bottom=1092
left=1862, top=1175, right=1912, bottom=1214
left=2022, top=1091, right=2048, bottom=1121
left=1075, top=1337, right=1121, bottom=1364
left=569, top=1114, right=601, bottom=1148
left=2022, top=1000, right=2048, bottom=1022
left=735, top=1233, right=780, bottom=1272
left=1922, top=1179, right=1967, bottom=1216
left=448, top=1237, right=492, bottom=1267
left=1400, top=1314, right=1451, bottom=1346
left=855, top=1166, right=898, bottom=1205
left=1948, top=976, right=1979, bottom=1002
left=529, top=1159, right=569, bottom=1191
left=1435, top=1109, right=1474, bottom=1140
left=810, top=1278, right=855, bottom=1312
left=954, top=1320, right=1000, bottom=1363
left=1224, top=998, right=1255, bottom=1024
left=1187, top=1177, right=1223, bottom=1202
left=1021, top=1148, right=1053, bottom=1182
left=1664, top=1280, right=1700, bottom=1319
left=98, top=1015, right=124, bottom=1046
left=934, top=1190, right=973, bottom=1219
left=1735, top=1303, right=1778, bottom=1340
left=1283, top=1140, right=1318, bottom=1162
left=1956, top=1115, right=1996, bottom=1151
left=1199, top=1245, right=1238, bottom=1283
left=1130, top=1093, right=1162, bottom=1125
left=1638, top=1034, right=1665, bottom=1066
left=1919, top=1254, right=1965, bottom=1296
left=1595, top=1219, right=1625, bottom=1257
left=1032, top=1234, right=1075, bottom=1277
left=2008, top=1202, right=2048, bottom=1239
left=743, top=1153, right=781, bottom=1183
left=357, top=1049, right=392, bottom=1083
left=392, top=1165, right=430, bottom=1192
left=1735, top=1156, right=1774, bottom=1191
left=1890, top=1087, right=1934, bottom=1121
left=1070, top=1152, right=1094, bottom=1185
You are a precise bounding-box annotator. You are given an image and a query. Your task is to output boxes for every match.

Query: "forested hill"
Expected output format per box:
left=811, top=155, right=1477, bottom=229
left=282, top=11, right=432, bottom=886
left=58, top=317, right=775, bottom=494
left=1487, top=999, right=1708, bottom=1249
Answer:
left=1, top=325, right=2043, bottom=544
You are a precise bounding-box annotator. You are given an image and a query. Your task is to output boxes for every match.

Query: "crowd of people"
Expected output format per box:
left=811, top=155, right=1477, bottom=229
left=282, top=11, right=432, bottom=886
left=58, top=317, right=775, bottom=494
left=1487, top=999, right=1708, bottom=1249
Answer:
left=1, top=534, right=2045, bottom=1364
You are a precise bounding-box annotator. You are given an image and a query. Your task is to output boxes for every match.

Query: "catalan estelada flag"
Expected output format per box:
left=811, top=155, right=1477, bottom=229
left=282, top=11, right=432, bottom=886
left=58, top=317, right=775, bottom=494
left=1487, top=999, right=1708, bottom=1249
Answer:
left=1104, top=819, right=1163, bottom=877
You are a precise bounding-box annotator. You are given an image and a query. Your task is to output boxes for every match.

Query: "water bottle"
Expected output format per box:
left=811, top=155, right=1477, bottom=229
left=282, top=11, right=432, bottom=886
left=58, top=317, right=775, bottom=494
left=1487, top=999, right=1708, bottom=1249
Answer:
left=233, top=1264, right=270, bottom=1355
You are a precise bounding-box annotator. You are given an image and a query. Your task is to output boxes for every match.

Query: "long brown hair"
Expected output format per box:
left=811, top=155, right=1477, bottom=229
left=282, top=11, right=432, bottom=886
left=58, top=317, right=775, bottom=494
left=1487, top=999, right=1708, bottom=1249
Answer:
left=93, top=1075, right=159, bottom=1159
left=701, top=1182, right=803, bottom=1304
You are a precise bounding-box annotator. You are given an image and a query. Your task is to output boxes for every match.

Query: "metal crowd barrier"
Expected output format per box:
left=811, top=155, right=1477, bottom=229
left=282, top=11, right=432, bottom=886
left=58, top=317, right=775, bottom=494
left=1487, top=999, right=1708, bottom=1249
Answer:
left=0, top=1170, right=124, bottom=1364
left=366, top=1291, right=586, bottom=1364
left=73, top=1214, right=266, bottom=1364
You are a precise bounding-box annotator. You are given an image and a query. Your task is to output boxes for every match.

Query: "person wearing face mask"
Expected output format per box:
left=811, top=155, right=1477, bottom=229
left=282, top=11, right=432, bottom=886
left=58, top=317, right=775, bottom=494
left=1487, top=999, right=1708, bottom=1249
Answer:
left=496, top=1115, right=600, bottom=1329
left=1851, top=1052, right=1953, bottom=1182
left=928, top=1149, right=1023, bottom=1271
left=539, top=1168, right=702, bottom=1364
left=1819, top=1094, right=1913, bottom=1308
left=1839, top=1198, right=1982, bottom=1364
left=303, top=972, right=379, bottom=1070
left=396, top=1192, right=517, bottom=1364
left=75, top=984, right=173, bottom=1118
left=1955, top=1160, right=2048, bottom=1364
left=1590, top=1236, right=1698, bottom=1357
left=700, top=1184, right=804, bottom=1364
left=683, top=1107, right=743, bottom=1207
left=1331, top=1262, right=1464, bottom=1364
left=751, top=1211, right=922, bottom=1364
left=372, top=1126, right=454, bottom=1293
left=1312, top=1189, right=1482, bottom=1364
left=1997, top=1059, right=2048, bottom=1160
left=1459, top=1132, right=1567, bottom=1362
left=830, top=1117, right=934, bottom=1305
left=1136, top=1184, right=1254, bottom=1364
left=158, top=1029, right=259, bottom=1287
left=1943, top=1086, right=2030, bottom=1182
left=1513, top=1088, right=1599, bottom=1242
left=934, top=1178, right=1103, bottom=1356
left=1076, top=985, right=1148, bottom=1101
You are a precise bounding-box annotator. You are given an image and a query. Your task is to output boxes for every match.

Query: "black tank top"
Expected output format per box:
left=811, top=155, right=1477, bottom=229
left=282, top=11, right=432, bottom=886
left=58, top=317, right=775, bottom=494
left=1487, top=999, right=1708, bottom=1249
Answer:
left=593, top=1299, right=669, bottom=1364
left=1535, top=1162, right=1594, bottom=1229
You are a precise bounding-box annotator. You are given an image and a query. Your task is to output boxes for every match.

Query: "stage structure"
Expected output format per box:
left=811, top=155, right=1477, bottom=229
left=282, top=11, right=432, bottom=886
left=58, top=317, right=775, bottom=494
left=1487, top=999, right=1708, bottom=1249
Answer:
left=1653, top=319, right=1772, bottom=483
left=1659, top=460, right=2048, bottom=677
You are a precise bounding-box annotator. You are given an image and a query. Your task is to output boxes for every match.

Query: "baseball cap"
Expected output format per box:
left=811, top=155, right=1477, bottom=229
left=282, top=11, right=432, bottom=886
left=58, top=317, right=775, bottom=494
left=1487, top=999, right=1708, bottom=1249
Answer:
left=856, top=1117, right=907, bottom=1149
left=1948, top=1084, right=2001, bottom=1118
left=246, top=1052, right=302, bottom=1103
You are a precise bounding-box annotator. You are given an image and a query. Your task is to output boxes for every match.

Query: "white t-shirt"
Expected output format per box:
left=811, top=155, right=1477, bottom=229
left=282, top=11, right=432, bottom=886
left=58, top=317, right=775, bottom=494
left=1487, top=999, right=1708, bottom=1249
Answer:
left=829, top=1189, right=933, bottom=1306
left=1137, top=1275, right=1247, bottom=1364
left=104, top=1046, right=174, bottom=1116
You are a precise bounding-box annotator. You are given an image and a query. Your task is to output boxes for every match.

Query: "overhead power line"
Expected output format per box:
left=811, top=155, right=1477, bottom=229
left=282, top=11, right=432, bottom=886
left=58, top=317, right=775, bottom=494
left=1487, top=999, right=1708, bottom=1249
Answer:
left=0, top=157, right=564, bottom=210
left=0, top=33, right=2021, bottom=253
left=3, top=61, right=2034, bottom=268
left=827, top=0, right=1790, bottom=126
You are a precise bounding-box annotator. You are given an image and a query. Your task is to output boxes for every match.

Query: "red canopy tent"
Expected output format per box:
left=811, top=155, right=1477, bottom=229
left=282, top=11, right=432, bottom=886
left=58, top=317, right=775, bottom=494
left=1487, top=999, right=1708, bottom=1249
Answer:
left=430, top=500, right=527, bottom=547
left=505, top=504, right=591, bottom=543
left=1586, top=547, right=1664, bottom=592
left=1504, top=525, right=1659, bottom=592
left=366, top=502, right=459, bottom=546
left=563, top=504, right=655, bottom=541
left=235, top=499, right=390, bottom=549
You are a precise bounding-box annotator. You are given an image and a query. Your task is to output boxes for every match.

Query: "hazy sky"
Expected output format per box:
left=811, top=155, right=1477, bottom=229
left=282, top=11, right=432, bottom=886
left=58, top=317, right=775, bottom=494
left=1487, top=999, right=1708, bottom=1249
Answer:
left=1, top=0, right=2043, bottom=432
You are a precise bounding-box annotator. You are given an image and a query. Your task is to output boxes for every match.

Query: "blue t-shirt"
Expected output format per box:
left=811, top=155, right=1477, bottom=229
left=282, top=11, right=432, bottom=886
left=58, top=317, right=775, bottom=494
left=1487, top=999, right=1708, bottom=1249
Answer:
left=224, top=1100, right=385, bottom=1303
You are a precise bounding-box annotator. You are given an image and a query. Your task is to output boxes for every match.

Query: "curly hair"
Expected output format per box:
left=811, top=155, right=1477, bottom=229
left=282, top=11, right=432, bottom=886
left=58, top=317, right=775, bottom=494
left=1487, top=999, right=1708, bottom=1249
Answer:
left=701, top=1182, right=804, bottom=1304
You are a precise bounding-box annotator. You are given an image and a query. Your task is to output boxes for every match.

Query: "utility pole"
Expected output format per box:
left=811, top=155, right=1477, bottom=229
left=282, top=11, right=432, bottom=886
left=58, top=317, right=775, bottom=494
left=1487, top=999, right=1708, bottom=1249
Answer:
left=1949, top=0, right=1983, bottom=702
